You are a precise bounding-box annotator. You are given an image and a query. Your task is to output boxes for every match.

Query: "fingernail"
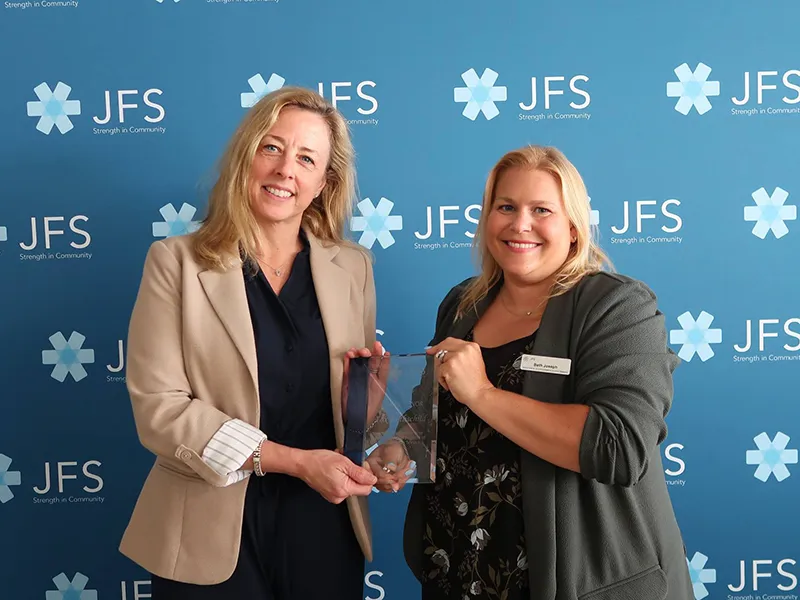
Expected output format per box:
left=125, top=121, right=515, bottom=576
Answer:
left=410, top=461, right=416, bottom=468
left=405, top=469, right=415, bottom=477
left=386, top=462, right=396, bottom=469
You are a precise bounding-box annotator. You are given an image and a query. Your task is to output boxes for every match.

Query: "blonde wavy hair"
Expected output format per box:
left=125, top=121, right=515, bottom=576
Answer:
left=193, top=86, right=359, bottom=270
left=456, top=145, right=612, bottom=318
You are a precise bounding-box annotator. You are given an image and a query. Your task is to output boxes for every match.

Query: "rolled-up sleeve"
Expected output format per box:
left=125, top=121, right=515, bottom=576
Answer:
left=576, top=280, right=679, bottom=487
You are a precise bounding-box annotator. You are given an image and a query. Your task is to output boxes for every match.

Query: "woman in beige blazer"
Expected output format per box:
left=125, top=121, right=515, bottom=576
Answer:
left=119, top=86, right=385, bottom=599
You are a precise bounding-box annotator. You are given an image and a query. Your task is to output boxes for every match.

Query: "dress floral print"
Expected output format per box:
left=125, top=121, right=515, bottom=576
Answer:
left=421, top=330, right=536, bottom=600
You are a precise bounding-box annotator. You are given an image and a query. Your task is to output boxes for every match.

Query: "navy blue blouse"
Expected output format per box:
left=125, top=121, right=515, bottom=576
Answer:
left=242, top=234, right=336, bottom=452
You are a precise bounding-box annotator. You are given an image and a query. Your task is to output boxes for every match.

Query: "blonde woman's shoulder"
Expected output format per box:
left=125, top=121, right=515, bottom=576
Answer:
left=141, top=232, right=203, bottom=271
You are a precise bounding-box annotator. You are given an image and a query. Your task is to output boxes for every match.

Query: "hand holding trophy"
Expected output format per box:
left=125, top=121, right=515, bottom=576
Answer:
left=342, top=348, right=439, bottom=493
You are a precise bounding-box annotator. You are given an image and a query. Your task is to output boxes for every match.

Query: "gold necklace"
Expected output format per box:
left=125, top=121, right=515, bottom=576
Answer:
left=499, top=291, right=543, bottom=318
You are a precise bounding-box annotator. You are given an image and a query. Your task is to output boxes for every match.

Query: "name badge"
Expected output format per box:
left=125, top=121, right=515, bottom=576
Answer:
left=517, top=354, right=571, bottom=375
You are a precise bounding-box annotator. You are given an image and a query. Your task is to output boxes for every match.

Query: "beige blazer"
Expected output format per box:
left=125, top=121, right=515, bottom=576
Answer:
left=118, top=229, right=376, bottom=585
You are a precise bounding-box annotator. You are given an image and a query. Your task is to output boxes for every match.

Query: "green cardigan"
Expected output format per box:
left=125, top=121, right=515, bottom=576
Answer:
left=402, top=271, right=694, bottom=600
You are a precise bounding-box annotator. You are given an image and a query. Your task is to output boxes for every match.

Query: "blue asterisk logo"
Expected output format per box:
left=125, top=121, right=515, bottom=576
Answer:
left=744, top=187, right=797, bottom=239
left=454, top=68, right=507, bottom=121
left=666, top=63, right=720, bottom=115
left=746, top=432, right=799, bottom=482
left=42, top=331, right=95, bottom=382
left=350, top=197, right=403, bottom=249
left=241, top=73, right=286, bottom=108
left=669, top=311, right=722, bottom=362
left=686, top=552, right=716, bottom=600
left=26, top=82, right=81, bottom=135
left=0, top=454, right=21, bottom=504
left=46, top=573, right=98, bottom=600
left=152, top=203, right=202, bottom=238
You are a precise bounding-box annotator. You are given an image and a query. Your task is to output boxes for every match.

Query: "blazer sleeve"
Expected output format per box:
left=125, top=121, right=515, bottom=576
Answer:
left=575, top=278, right=680, bottom=487
left=126, top=241, right=243, bottom=486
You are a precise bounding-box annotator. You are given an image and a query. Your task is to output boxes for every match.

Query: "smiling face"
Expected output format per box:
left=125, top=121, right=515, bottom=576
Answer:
left=248, top=106, right=331, bottom=228
left=484, top=167, right=576, bottom=286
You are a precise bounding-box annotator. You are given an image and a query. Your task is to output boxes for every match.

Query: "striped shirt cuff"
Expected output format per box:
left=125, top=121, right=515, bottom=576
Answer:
left=201, top=419, right=266, bottom=485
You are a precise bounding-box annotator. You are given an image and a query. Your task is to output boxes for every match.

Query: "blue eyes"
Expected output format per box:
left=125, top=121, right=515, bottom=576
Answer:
left=497, top=204, right=551, bottom=215
left=262, top=144, right=314, bottom=165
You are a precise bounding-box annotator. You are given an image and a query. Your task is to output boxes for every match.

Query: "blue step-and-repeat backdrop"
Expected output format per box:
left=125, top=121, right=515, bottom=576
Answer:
left=2, top=1, right=800, bottom=598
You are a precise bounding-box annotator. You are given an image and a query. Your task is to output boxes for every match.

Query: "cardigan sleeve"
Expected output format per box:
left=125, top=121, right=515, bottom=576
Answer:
left=575, top=278, right=680, bottom=487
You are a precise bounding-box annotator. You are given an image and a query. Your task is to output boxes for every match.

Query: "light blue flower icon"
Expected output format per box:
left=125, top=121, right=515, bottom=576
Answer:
left=686, top=552, right=716, bottom=600
left=669, top=311, right=722, bottom=362
left=746, top=432, right=798, bottom=482
left=350, top=197, right=403, bottom=249
left=26, top=82, right=81, bottom=135
left=152, top=203, right=201, bottom=238
left=42, top=331, right=95, bottom=382
left=241, top=73, right=286, bottom=108
left=46, top=572, right=97, bottom=600
left=744, top=187, right=797, bottom=239
left=454, top=68, right=507, bottom=121
left=666, top=63, right=720, bottom=115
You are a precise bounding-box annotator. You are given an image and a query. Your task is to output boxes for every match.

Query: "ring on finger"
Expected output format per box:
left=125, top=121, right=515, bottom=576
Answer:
left=435, top=349, right=448, bottom=361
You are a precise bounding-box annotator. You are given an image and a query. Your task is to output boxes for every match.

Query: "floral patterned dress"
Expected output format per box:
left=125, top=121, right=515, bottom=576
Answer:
left=421, top=330, right=536, bottom=600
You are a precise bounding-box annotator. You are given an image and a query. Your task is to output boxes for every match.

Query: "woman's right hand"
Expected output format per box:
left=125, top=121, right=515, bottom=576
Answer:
left=298, top=449, right=378, bottom=504
left=366, top=439, right=415, bottom=493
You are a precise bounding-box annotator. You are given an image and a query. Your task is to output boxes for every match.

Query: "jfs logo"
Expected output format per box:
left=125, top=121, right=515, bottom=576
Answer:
left=729, top=559, right=797, bottom=592
left=734, top=319, right=800, bottom=354
left=32, top=460, right=106, bottom=506
left=240, top=72, right=379, bottom=125
left=454, top=67, right=591, bottom=123
left=413, top=204, right=481, bottom=251
left=670, top=310, right=800, bottom=364
left=667, top=62, right=800, bottom=117
left=26, top=80, right=167, bottom=136
left=93, top=88, right=165, bottom=125
left=607, top=198, right=683, bottom=246
left=13, top=215, right=92, bottom=262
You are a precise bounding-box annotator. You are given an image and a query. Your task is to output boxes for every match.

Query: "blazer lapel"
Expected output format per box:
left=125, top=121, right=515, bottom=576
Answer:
left=308, top=233, right=351, bottom=355
left=307, top=233, right=353, bottom=449
left=198, top=265, right=258, bottom=391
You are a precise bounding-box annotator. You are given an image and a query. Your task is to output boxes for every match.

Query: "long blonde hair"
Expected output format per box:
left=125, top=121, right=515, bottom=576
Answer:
left=457, top=145, right=612, bottom=318
left=193, top=86, right=359, bottom=270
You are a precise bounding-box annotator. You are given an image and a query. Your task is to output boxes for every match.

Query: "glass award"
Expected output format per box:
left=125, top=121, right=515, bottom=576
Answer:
left=342, top=352, right=439, bottom=484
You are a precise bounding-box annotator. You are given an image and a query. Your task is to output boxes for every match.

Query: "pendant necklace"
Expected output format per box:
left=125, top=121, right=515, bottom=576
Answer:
left=500, top=292, right=542, bottom=318
left=259, top=256, right=293, bottom=278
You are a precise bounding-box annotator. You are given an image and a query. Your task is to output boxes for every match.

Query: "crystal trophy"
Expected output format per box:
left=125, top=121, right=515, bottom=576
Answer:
left=342, top=352, right=439, bottom=484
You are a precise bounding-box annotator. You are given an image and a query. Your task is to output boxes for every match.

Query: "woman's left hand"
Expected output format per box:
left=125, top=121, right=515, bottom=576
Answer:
left=426, top=337, right=495, bottom=407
